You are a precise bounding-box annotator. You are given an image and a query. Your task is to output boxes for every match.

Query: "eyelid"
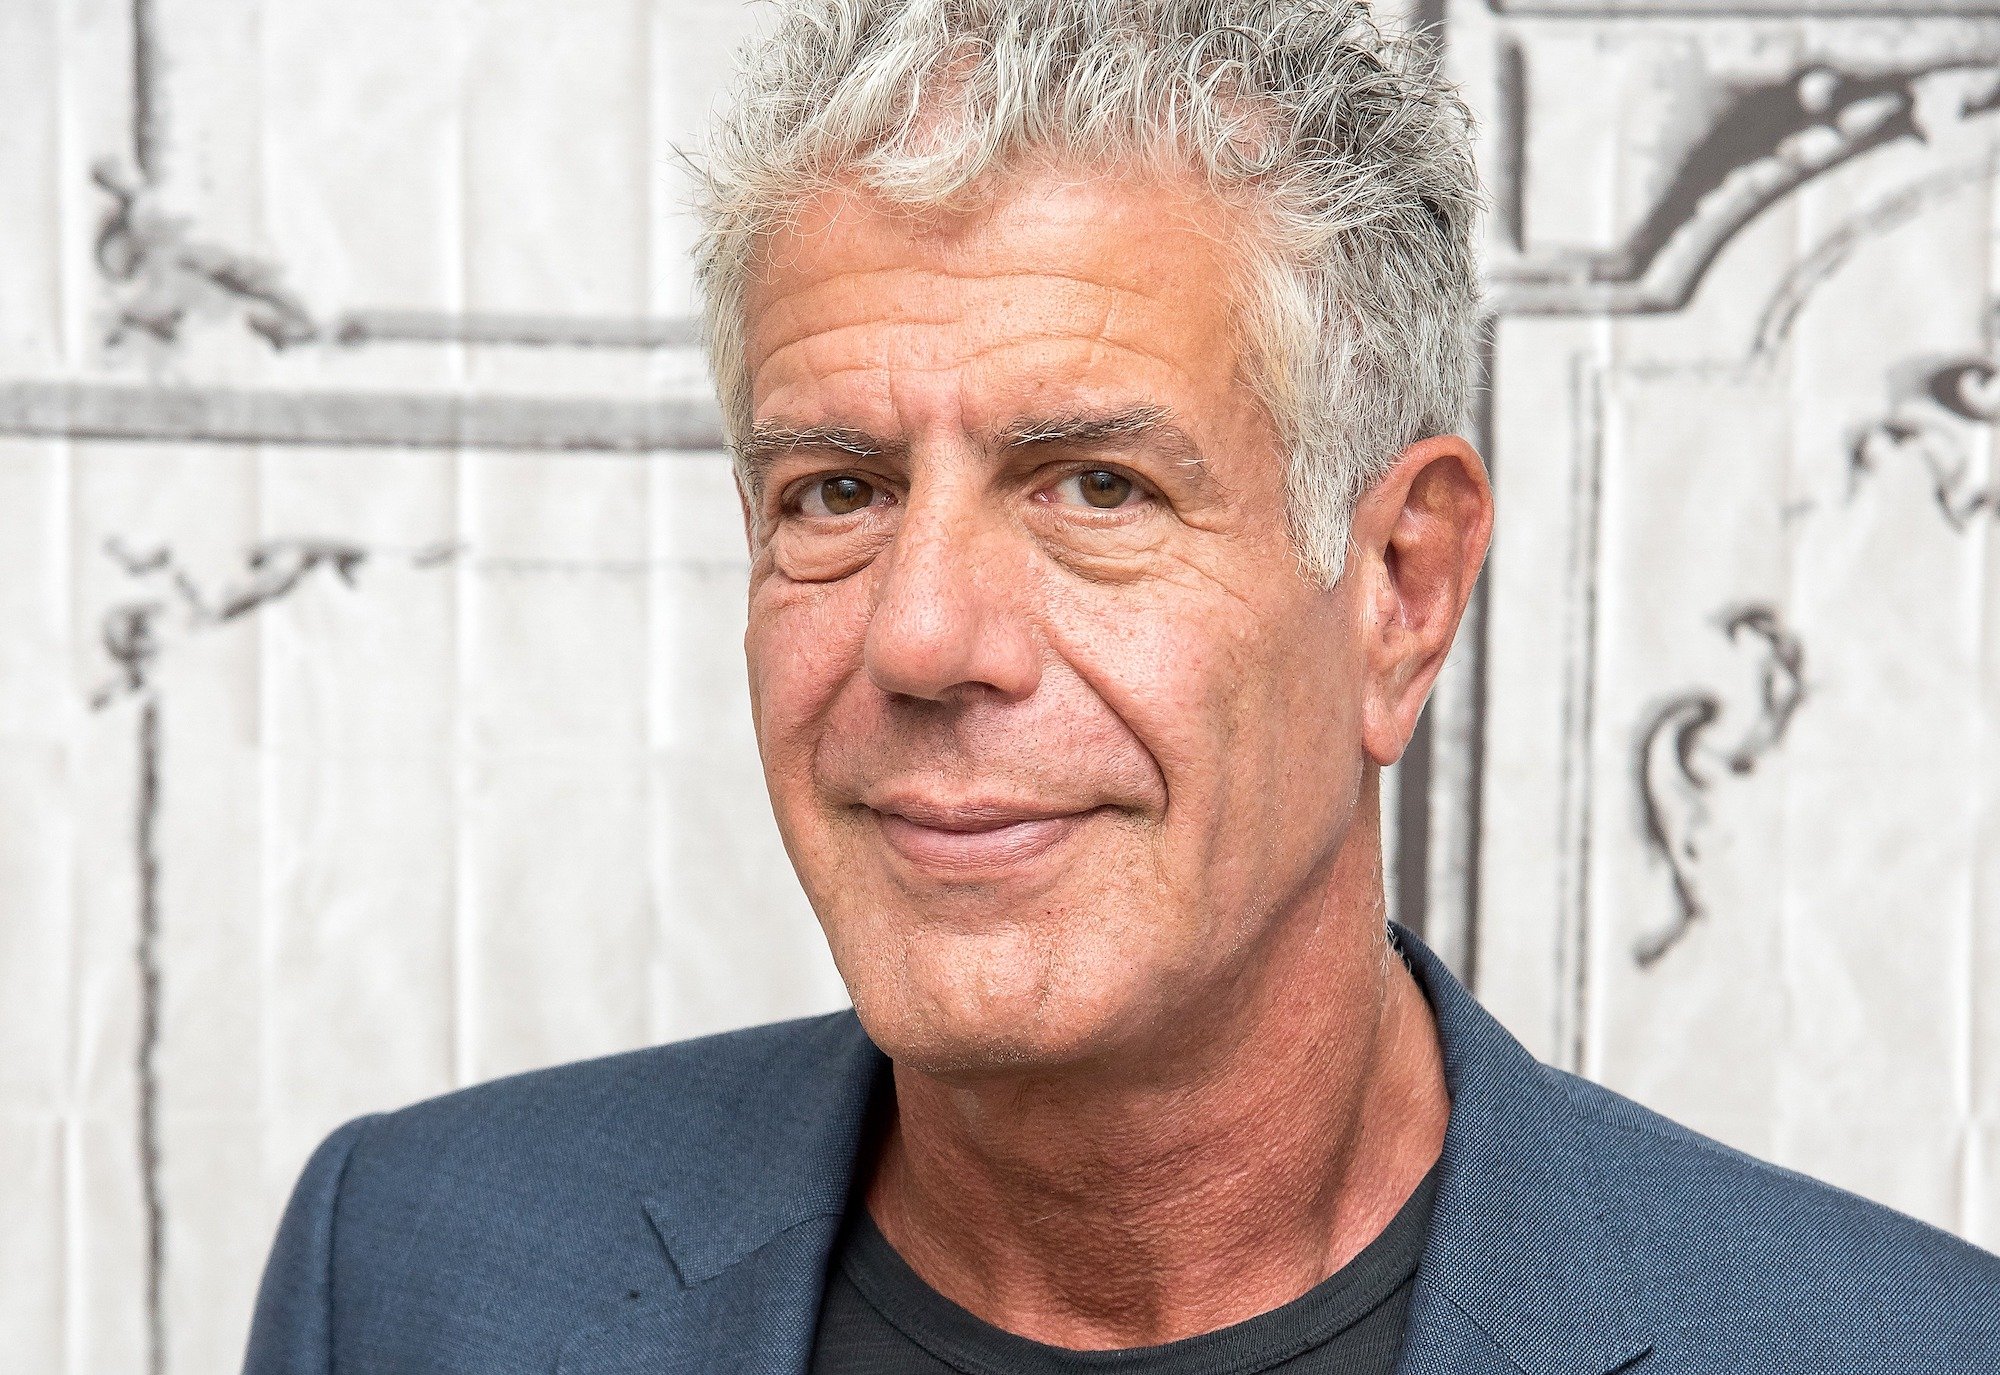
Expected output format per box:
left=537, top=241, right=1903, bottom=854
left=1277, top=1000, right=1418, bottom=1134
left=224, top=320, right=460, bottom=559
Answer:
left=779, top=469, right=899, bottom=519
left=1040, top=461, right=1160, bottom=510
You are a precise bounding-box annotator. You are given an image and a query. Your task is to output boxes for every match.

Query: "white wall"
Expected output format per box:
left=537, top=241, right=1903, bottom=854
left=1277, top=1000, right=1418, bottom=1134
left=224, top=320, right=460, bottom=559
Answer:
left=1456, top=2, right=2000, bottom=1247
left=2, top=1, right=1996, bottom=1370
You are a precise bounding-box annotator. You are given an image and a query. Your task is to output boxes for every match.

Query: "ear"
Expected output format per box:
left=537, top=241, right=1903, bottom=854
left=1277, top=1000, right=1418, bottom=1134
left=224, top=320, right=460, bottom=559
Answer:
left=1345, top=435, right=1493, bottom=767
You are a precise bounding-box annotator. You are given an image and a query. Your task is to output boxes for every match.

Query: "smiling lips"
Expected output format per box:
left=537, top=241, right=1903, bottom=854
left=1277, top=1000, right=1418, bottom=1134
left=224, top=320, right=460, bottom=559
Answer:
left=866, top=797, right=1104, bottom=877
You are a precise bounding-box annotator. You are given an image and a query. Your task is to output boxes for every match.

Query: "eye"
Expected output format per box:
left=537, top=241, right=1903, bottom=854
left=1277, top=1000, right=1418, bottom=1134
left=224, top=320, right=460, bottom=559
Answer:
left=795, top=474, right=885, bottom=518
left=1053, top=469, right=1141, bottom=510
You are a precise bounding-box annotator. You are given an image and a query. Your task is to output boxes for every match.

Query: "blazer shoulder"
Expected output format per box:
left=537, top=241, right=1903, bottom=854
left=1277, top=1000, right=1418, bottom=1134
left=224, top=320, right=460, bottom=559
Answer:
left=1545, top=1063, right=2000, bottom=1355
left=370, top=1008, right=863, bottom=1136
left=260, top=1010, right=874, bottom=1372
left=341, top=1008, right=872, bottom=1195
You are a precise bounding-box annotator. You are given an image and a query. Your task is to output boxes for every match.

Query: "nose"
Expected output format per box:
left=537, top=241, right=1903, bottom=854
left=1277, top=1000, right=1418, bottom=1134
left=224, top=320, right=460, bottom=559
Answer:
left=863, top=488, right=1042, bottom=703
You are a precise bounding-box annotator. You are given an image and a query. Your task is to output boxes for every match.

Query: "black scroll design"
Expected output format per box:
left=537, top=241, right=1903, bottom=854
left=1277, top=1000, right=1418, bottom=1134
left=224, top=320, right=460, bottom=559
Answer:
left=84, top=0, right=702, bottom=368
left=1632, top=309, right=2000, bottom=966
left=92, top=0, right=317, bottom=353
left=1487, top=63, right=2000, bottom=318
left=94, top=163, right=320, bottom=352
left=1634, top=607, right=1808, bottom=967
left=91, top=536, right=454, bottom=713
left=0, top=0, right=729, bottom=457
left=90, top=535, right=455, bottom=1375
left=1849, top=352, right=2000, bottom=530
left=1462, top=58, right=2000, bottom=1003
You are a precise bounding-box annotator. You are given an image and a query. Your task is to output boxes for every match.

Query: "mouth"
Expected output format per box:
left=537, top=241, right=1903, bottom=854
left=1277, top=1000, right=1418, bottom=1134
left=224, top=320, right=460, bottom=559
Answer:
left=863, top=797, right=1105, bottom=878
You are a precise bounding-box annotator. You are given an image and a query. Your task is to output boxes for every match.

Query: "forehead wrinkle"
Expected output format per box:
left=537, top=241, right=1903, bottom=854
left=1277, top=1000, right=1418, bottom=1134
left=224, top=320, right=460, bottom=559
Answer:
left=755, top=346, right=1220, bottom=460
left=754, top=321, right=1187, bottom=394
left=756, top=261, right=1177, bottom=317
left=747, top=264, right=1190, bottom=365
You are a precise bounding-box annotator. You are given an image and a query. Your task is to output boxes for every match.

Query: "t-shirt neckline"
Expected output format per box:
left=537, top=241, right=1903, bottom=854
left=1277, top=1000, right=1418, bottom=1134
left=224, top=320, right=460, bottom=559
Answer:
left=835, top=1165, right=1439, bottom=1375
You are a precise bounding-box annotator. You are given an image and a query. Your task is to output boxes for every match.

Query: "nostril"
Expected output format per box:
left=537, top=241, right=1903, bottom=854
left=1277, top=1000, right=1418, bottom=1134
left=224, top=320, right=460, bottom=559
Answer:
left=863, top=592, right=1042, bottom=704
left=860, top=511, right=1044, bottom=703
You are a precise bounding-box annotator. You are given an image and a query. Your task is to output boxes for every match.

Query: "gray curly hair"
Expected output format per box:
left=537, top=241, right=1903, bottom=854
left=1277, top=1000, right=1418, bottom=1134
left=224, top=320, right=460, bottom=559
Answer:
left=692, top=0, right=1480, bottom=583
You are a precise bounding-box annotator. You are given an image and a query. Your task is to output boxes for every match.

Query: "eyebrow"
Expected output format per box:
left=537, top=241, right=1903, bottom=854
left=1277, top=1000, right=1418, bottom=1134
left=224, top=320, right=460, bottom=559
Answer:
left=737, top=422, right=898, bottom=495
left=737, top=404, right=1212, bottom=494
left=1004, top=404, right=1168, bottom=448
left=1004, top=405, right=1215, bottom=491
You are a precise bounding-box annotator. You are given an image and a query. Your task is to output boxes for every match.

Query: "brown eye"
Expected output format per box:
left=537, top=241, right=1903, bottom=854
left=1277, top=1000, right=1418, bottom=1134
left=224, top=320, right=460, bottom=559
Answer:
left=801, top=474, right=878, bottom=517
left=1058, top=469, right=1137, bottom=510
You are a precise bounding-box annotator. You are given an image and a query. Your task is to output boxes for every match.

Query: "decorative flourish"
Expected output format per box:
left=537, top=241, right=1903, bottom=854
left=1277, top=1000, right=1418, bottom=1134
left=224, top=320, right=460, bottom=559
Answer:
left=90, top=536, right=458, bottom=1375
left=93, top=163, right=320, bottom=352
left=1634, top=606, right=1808, bottom=967
left=1488, top=63, right=2000, bottom=318
left=94, top=598, right=170, bottom=710
left=1847, top=337, right=2000, bottom=532
left=1717, top=608, right=1807, bottom=776
left=1634, top=289, right=2000, bottom=960
left=1635, top=693, right=1721, bottom=963
left=89, top=167, right=703, bottom=359
left=199, top=540, right=367, bottom=622
left=1750, top=156, right=2000, bottom=364
left=92, top=0, right=697, bottom=368
left=91, top=537, right=456, bottom=708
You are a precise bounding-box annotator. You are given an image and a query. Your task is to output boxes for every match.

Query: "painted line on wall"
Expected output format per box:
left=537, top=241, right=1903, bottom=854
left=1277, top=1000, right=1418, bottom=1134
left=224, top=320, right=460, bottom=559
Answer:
left=0, top=380, right=726, bottom=452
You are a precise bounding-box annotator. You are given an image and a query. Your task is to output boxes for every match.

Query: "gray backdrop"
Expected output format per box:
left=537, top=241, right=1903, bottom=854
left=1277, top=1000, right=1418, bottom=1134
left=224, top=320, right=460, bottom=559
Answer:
left=3, top=0, right=1997, bottom=1369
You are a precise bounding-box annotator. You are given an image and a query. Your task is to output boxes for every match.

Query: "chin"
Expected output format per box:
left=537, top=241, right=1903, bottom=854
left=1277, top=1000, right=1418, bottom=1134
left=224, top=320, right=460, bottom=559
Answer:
left=839, top=925, right=1144, bottom=1078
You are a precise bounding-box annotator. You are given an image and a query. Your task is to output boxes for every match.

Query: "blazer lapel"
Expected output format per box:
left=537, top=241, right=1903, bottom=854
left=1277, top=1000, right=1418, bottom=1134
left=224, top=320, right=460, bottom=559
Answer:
left=558, top=934, right=1657, bottom=1375
left=555, top=1214, right=846, bottom=1375
left=1395, top=1285, right=1528, bottom=1375
left=558, top=1013, right=889, bottom=1375
left=1391, top=926, right=1654, bottom=1375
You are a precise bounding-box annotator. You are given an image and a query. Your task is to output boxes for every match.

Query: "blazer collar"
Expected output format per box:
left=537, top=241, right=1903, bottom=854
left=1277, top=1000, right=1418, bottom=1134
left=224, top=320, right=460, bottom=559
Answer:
left=563, top=930, right=1652, bottom=1375
left=636, top=1014, right=886, bottom=1290
left=559, top=1012, right=888, bottom=1374
left=1393, top=924, right=1653, bottom=1375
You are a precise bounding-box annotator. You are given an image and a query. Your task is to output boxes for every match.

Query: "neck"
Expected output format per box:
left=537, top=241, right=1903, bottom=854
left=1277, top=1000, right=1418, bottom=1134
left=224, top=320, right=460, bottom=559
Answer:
left=862, top=804, right=1449, bottom=1349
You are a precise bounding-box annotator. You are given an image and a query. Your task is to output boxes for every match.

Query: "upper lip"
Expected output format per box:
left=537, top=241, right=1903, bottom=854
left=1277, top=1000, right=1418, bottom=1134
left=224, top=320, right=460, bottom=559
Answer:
left=862, top=794, right=1095, bottom=832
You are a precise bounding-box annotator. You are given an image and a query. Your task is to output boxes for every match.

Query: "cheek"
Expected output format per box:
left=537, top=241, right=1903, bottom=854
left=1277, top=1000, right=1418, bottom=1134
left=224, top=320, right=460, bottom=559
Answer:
left=1044, top=582, right=1262, bottom=775
left=1044, top=577, right=1361, bottom=847
left=746, top=573, right=873, bottom=781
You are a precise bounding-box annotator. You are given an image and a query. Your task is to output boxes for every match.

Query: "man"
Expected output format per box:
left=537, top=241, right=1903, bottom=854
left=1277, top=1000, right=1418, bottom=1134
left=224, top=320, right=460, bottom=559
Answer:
left=244, top=1, right=2000, bottom=1370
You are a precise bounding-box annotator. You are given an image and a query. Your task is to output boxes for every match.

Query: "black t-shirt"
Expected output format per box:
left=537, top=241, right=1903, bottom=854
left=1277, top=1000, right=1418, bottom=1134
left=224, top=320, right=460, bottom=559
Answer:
left=807, top=1168, right=1437, bottom=1374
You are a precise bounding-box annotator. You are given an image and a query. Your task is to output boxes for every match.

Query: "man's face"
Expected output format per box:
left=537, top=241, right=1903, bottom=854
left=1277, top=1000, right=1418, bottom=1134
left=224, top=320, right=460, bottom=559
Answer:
left=740, top=165, right=1376, bottom=1074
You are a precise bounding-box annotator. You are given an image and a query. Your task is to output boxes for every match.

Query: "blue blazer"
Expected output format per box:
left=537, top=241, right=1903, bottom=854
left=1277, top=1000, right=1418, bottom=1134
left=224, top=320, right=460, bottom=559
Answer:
left=244, top=927, right=2000, bottom=1373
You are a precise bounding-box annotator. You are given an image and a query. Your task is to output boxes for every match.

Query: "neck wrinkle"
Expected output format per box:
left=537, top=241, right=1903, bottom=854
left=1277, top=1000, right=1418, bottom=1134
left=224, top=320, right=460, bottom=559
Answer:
left=862, top=838, right=1449, bottom=1351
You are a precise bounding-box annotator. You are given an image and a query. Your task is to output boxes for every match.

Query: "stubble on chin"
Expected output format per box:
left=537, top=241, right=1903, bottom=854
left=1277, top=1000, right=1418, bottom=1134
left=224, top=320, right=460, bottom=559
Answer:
left=843, top=909, right=1174, bottom=1078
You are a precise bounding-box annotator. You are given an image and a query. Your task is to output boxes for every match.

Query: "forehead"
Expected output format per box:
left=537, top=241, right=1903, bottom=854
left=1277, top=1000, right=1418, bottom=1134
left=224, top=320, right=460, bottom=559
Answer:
left=739, top=166, right=1262, bottom=437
